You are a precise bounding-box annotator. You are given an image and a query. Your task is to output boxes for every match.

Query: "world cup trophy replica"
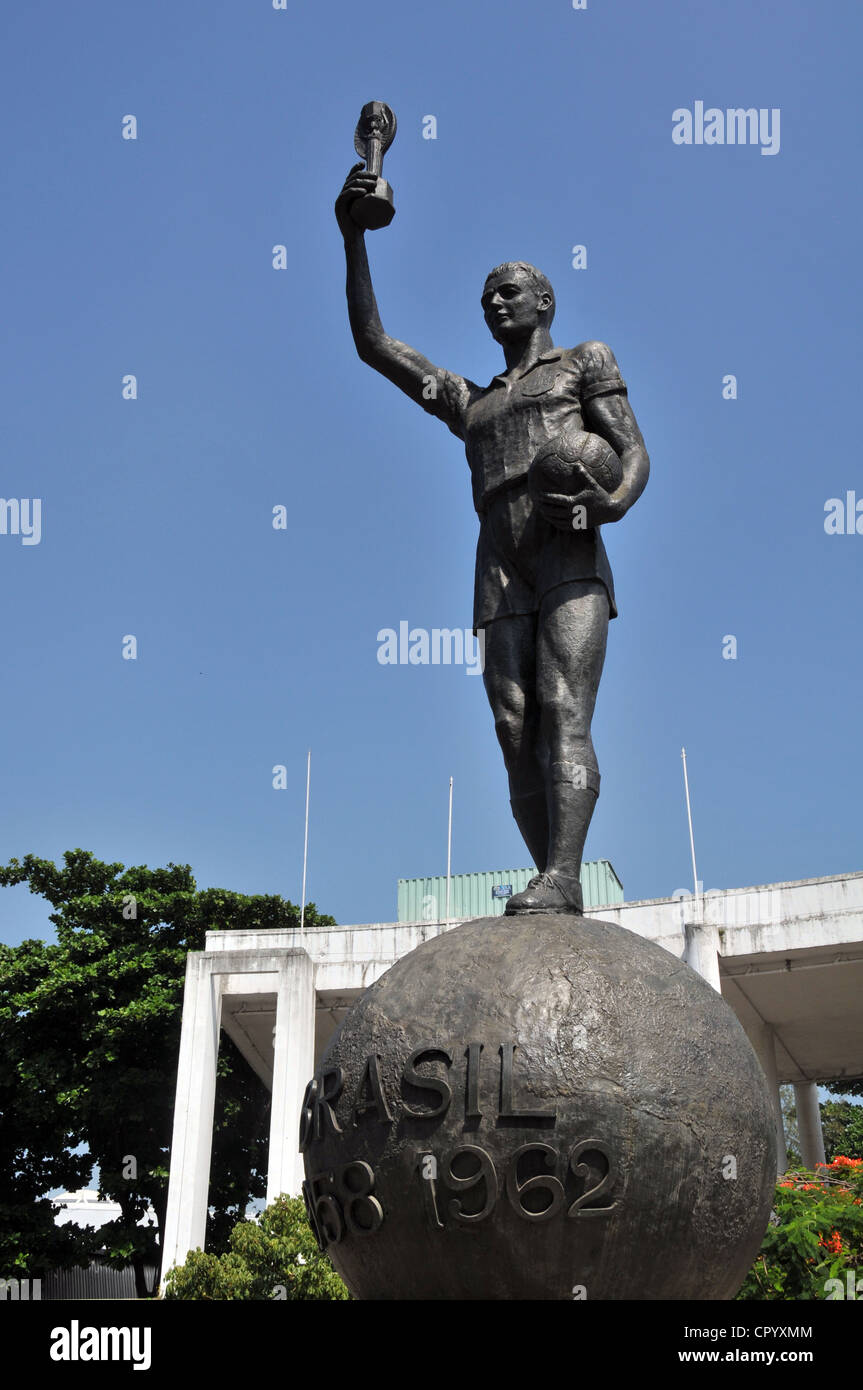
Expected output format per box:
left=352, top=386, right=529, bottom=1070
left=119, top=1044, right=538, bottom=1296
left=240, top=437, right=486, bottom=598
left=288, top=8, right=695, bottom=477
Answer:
left=349, top=101, right=397, bottom=231
left=300, top=102, right=778, bottom=1300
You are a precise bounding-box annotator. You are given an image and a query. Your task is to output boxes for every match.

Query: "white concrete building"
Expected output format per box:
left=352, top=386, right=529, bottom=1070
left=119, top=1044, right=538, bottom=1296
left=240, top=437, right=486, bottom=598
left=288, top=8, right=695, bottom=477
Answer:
left=161, top=871, right=863, bottom=1279
left=53, top=1190, right=157, bottom=1230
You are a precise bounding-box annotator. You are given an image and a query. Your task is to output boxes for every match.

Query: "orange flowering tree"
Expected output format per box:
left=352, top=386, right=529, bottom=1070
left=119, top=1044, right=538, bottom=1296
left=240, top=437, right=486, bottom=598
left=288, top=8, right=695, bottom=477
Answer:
left=737, top=1157, right=863, bottom=1300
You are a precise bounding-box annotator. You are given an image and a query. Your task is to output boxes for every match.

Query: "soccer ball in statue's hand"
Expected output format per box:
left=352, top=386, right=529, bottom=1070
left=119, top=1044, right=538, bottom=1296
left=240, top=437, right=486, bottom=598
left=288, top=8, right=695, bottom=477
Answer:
left=529, top=430, right=623, bottom=524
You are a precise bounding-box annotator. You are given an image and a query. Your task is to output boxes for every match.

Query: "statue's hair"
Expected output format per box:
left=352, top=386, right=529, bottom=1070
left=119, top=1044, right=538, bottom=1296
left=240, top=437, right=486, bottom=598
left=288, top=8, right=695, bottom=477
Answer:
left=484, top=262, right=556, bottom=325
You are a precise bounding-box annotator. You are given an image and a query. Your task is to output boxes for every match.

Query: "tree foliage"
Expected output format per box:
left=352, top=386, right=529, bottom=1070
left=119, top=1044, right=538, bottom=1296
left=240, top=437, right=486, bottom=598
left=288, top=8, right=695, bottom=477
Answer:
left=820, top=1100, right=863, bottom=1165
left=163, top=1195, right=349, bottom=1300
left=737, top=1159, right=863, bottom=1300
left=0, top=850, right=335, bottom=1296
left=825, top=1077, right=863, bottom=1102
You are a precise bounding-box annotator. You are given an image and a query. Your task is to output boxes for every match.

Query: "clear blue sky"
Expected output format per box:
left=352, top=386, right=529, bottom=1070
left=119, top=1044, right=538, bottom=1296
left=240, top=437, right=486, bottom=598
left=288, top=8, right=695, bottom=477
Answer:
left=2, top=0, right=861, bottom=943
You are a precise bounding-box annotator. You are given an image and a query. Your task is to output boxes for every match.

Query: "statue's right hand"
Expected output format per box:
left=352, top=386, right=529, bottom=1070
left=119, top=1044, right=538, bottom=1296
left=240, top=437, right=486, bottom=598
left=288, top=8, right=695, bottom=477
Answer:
left=335, top=163, right=378, bottom=237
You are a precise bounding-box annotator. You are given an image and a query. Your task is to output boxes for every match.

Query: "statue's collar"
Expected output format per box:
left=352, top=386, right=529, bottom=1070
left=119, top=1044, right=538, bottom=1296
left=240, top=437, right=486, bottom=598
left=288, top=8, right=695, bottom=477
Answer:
left=491, top=348, right=564, bottom=385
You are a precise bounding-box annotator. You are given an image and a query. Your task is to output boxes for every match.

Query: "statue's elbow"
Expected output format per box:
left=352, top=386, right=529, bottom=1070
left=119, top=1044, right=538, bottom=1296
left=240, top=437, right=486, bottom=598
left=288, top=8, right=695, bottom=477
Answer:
left=353, top=326, right=387, bottom=368
left=627, top=441, right=650, bottom=482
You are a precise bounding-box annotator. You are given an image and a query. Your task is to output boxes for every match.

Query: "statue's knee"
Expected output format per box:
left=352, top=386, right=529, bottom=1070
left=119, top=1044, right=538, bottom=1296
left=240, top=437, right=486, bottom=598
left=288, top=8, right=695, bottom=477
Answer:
left=493, top=712, right=519, bottom=757
left=493, top=705, right=525, bottom=763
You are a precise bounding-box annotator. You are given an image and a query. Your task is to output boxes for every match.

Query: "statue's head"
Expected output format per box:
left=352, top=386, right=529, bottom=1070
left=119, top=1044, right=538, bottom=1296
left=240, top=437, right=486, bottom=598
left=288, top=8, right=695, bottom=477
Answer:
left=481, top=262, right=555, bottom=343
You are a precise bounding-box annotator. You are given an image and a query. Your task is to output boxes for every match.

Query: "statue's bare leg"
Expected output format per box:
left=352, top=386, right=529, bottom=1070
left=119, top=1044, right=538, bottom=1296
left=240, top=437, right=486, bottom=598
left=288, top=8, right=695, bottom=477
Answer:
left=501, top=580, right=608, bottom=915
left=481, top=614, right=549, bottom=869
left=536, top=580, right=609, bottom=905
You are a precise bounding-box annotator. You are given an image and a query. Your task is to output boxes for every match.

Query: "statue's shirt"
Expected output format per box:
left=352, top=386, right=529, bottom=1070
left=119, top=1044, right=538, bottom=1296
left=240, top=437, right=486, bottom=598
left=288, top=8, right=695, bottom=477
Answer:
left=422, top=341, right=628, bottom=627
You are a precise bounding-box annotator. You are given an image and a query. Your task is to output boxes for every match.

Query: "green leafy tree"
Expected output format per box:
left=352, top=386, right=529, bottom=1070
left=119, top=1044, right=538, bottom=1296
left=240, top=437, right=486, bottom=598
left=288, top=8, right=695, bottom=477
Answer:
left=0, top=850, right=335, bottom=1297
left=820, top=1100, right=863, bottom=1162
left=737, top=1159, right=863, bottom=1300
left=0, top=936, right=98, bottom=1274
left=824, top=1074, right=863, bottom=1160
left=825, top=1077, right=863, bottom=1100
left=164, top=1195, right=349, bottom=1300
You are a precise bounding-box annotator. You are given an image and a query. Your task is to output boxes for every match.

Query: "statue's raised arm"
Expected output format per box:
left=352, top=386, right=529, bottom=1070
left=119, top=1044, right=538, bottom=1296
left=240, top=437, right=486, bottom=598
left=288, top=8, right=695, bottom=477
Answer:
left=335, top=168, right=436, bottom=394
left=335, top=108, right=472, bottom=437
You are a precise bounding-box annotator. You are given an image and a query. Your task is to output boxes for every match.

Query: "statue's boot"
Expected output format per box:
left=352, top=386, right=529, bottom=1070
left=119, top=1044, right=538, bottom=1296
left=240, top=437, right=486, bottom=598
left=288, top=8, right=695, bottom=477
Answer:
left=504, top=870, right=583, bottom=915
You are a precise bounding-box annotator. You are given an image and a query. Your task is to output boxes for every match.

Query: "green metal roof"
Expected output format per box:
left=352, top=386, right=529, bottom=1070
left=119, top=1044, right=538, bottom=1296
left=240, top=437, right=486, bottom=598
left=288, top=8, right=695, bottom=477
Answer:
left=397, top=860, right=623, bottom=922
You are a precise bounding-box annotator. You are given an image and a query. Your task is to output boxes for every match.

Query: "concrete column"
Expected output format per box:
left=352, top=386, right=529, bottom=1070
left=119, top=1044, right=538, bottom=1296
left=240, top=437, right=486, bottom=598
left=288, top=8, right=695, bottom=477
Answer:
left=794, top=1080, right=826, bottom=1170
left=266, top=951, right=316, bottom=1204
left=160, top=955, right=222, bottom=1284
left=683, top=920, right=722, bottom=992
left=748, top=1020, right=788, bottom=1174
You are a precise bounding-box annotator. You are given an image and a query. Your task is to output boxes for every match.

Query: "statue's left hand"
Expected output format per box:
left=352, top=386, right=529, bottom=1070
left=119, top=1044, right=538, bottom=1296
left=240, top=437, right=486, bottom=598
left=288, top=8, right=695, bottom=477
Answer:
left=536, top=483, right=625, bottom=530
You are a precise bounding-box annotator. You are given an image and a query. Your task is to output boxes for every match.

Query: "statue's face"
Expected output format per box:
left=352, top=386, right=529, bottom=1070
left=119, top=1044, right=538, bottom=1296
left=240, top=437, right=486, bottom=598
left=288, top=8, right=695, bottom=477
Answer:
left=481, top=270, right=550, bottom=343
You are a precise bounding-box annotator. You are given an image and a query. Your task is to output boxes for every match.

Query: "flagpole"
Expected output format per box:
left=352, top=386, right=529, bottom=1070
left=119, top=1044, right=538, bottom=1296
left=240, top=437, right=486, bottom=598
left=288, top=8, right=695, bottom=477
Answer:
left=445, top=776, right=453, bottom=926
left=300, top=749, right=311, bottom=933
left=681, top=747, right=699, bottom=905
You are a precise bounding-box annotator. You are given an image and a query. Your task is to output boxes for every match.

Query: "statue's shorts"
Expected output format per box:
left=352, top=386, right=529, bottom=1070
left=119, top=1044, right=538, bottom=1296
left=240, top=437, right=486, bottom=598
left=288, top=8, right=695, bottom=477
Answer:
left=473, top=477, right=617, bottom=634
